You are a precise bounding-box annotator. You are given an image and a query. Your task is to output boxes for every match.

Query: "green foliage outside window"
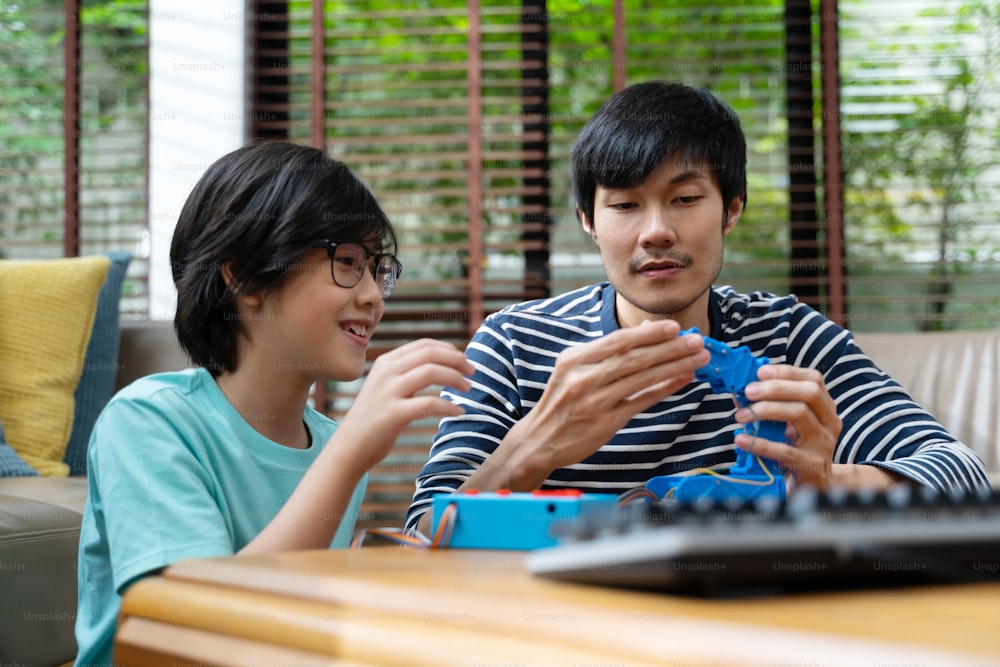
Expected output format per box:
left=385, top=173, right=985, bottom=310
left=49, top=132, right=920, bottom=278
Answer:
left=840, top=0, right=1000, bottom=330
left=1, top=0, right=997, bottom=329
left=0, top=0, right=147, bottom=259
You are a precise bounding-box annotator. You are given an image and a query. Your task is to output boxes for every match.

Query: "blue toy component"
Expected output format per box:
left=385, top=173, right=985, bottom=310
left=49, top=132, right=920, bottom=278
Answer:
left=430, top=489, right=620, bottom=550
left=644, top=327, right=788, bottom=503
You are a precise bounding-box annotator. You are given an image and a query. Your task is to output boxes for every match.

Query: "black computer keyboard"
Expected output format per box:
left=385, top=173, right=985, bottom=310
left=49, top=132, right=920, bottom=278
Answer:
left=525, top=485, right=1000, bottom=596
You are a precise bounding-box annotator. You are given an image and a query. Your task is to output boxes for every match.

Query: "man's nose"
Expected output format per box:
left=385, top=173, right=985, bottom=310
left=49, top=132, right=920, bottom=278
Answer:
left=639, top=206, right=678, bottom=246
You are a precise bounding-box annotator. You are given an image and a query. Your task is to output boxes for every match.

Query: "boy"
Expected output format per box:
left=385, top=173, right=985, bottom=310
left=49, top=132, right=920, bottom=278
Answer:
left=75, top=142, right=473, bottom=665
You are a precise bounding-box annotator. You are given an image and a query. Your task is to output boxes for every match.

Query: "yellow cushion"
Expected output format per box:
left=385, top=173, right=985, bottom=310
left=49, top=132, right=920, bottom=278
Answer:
left=0, top=257, right=110, bottom=476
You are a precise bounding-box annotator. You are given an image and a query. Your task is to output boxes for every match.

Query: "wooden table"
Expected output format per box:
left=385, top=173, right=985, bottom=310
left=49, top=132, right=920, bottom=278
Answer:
left=116, top=547, right=1000, bottom=666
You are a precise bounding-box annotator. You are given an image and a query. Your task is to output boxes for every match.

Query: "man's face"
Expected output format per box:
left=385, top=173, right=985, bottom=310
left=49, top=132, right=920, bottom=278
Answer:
left=582, top=157, right=743, bottom=329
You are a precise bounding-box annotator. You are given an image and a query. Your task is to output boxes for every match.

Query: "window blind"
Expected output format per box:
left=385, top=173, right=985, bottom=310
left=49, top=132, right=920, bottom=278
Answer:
left=0, top=3, right=66, bottom=260
left=839, top=0, right=1000, bottom=331
left=79, top=1, right=150, bottom=316
left=252, top=0, right=815, bottom=529
left=0, top=0, right=150, bottom=317
left=545, top=1, right=795, bottom=301
left=250, top=0, right=999, bottom=528
left=252, top=0, right=558, bottom=527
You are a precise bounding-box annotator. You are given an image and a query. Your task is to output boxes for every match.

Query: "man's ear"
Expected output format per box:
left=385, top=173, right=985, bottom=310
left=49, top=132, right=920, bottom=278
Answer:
left=578, top=206, right=598, bottom=245
left=723, top=196, right=745, bottom=236
left=221, top=261, right=262, bottom=307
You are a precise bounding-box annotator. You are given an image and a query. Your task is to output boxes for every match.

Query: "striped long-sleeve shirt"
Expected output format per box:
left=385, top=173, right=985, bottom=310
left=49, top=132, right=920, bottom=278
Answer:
left=404, top=282, right=990, bottom=533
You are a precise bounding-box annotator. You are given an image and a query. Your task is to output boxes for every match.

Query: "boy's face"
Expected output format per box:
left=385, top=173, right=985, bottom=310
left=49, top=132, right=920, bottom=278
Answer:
left=249, top=247, right=386, bottom=383
left=582, top=157, right=742, bottom=330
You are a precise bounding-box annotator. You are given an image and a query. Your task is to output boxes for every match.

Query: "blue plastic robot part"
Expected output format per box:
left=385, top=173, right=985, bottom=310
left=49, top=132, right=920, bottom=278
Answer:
left=644, top=327, right=788, bottom=503
left=430, top=490, right=620, bottom=550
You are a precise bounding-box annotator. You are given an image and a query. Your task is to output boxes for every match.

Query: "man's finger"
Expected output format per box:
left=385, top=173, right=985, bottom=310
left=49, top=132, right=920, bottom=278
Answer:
left=566, top=319, right=685, bottom=364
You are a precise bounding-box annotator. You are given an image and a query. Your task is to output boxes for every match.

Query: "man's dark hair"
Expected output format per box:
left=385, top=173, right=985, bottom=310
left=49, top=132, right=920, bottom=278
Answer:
left=571, top=81, right=748, bottom=226
left=170, top=140, right=396, bottom=375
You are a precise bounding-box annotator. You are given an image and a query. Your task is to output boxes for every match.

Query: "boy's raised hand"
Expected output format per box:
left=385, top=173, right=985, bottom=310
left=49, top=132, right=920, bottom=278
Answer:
left=245, top=339, right=471, bottom=555
left=336, top=339, right=474, bottom=470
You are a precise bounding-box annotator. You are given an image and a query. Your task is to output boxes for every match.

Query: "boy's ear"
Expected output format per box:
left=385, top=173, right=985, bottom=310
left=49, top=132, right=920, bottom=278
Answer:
left=220, top=261, right=262, bottom=307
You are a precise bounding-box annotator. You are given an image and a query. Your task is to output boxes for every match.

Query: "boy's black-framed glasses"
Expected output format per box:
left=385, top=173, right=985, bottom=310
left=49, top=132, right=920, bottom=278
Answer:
left=310, top=240, right=402, bottom=299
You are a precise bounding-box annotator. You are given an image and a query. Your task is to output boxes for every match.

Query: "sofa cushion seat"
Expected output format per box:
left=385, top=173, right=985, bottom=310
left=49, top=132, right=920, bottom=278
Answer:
left=0, top=493, right=82, bottom=666
left=0, top=476, right=89, bottom=515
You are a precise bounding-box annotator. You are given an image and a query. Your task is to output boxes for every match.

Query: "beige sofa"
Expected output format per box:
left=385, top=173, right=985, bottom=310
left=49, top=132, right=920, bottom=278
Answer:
left=853, top=328, right=1000, bottom=486
left=0, top=320, right=189, bottom=667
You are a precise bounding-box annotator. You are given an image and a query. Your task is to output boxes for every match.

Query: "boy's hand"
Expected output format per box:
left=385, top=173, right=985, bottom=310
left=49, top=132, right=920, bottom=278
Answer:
left=247, top=339, right=471, bottom=555
left=338, top=339, right=474, bottom=470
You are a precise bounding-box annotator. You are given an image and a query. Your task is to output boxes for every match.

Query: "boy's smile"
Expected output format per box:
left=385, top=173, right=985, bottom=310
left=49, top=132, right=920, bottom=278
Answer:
left=338, top=318, right=374, bottom=345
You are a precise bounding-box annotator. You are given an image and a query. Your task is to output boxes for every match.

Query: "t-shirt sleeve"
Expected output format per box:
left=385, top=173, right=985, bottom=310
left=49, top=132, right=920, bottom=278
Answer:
left=88, top=394, right=236, bottom=593
left=784, top=308, right=990, bottom=493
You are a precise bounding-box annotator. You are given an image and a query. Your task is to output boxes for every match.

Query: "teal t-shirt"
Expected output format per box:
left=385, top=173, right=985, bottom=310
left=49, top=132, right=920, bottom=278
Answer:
left=73, top=368, right=367, bottom=666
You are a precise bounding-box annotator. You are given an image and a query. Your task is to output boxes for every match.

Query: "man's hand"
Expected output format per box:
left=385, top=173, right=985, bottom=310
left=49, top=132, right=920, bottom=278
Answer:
left=732, top=364, right=840, bottom=488
left=468, top=319, right=711, bottom=491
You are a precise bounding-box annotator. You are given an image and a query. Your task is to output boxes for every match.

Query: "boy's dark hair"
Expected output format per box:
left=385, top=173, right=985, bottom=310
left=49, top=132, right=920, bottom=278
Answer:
left=571, top=81, right=747, bottom=226
left=171, top=141, right=396, bottom=375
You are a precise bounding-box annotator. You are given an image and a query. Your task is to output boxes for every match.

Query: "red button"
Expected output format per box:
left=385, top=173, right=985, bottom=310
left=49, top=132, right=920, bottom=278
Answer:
left=464, top=489, right=480, bottom=495
left=531, top=489, right=583, bottom=497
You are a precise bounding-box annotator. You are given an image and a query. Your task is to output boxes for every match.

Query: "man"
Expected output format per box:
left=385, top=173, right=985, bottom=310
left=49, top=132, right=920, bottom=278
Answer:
left=405, top=81, right=989, bottom=536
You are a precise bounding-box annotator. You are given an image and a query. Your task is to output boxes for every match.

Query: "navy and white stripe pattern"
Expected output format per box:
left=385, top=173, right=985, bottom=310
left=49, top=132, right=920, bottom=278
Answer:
left=405, top=282, right=990, bottom=532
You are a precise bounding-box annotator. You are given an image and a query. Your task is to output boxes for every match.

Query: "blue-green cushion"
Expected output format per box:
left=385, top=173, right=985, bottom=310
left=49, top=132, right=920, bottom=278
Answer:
left=63, top=251, right=132, bottom=476
left=0, top=421, right=37, bottom=477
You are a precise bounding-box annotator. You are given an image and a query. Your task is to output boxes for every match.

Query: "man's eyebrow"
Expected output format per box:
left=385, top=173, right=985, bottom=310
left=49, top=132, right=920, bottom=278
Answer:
left=598, top=168, right=710, bottom=195
left=669, top=169, right=711, bottom=185
left=598, top=169, right=712, bottom=192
